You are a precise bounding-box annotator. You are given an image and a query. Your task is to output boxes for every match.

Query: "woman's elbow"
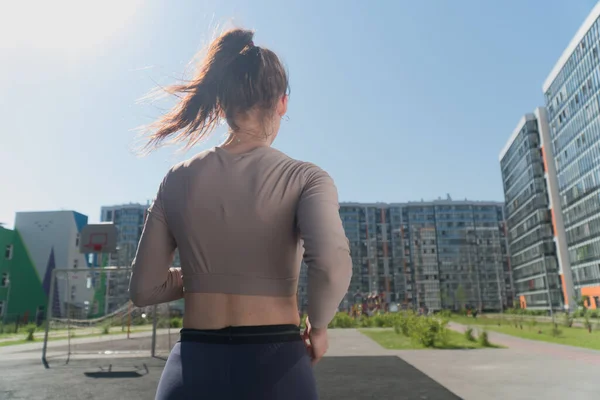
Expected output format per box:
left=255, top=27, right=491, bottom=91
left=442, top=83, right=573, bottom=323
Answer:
left=130, top=291, right=153, bottom=308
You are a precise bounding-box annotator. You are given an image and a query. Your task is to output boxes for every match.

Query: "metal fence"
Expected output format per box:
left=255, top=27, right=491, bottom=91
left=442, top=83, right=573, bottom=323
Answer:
left=41, top=267, right=181, bottom=367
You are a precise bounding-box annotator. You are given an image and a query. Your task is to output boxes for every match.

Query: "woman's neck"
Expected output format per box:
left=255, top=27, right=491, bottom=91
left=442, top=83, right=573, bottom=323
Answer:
left=220, top=131, right=273, bottom=155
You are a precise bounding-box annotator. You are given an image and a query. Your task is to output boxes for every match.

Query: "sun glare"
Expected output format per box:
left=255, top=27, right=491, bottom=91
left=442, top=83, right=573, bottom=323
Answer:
left=0, top=0, right=143, bottom=51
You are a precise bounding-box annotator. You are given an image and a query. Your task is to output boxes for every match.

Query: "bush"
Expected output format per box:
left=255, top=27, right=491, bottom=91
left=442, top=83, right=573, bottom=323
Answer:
left=329, top=312, right=356, bottom=328
left=478, top=330, right=491, bottom=347
left=406, top=315, right=449, bottom=348
left=357, top=315, right=374, bottom=328
left=410, top=317, right=439, bottom=348
left=156, top=319, right=169, bottom=329
left=24, top=324, right=37, bottom=341
left=132, top=315, right=148, bottom=326
left=372, top=313, right=398, bottom=328
left=436, top=320, right=450, bottom=347
left=464, top=327, right=476, bottom=342
left=583, top=315, right=593, bottom=333
left=0, top=323, right=17, bottom=334
left=300, top=314, right=308, bottom=330
left=589, top=310, right=599, bottom=319
left=102, top=323, right=111, bottom=335
left=170, top=317, right=182, bottom=328
left=563, top=312, right=574, bottom=328
left=396, top=311, right=416, bottom=337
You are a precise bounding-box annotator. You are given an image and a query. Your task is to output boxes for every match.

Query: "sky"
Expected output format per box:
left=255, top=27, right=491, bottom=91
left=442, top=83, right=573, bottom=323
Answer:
left=1, top=0, right=599, bottom=227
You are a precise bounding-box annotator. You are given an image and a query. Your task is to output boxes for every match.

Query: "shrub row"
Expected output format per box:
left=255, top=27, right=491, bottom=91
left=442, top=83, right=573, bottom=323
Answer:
left=504, top=308, right=600, bottom=319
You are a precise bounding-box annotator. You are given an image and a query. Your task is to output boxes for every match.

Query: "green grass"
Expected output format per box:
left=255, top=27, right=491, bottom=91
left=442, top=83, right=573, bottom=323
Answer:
left=360, top=328, right=500, bottom=350
left=451, top=315, right=600, bottom=351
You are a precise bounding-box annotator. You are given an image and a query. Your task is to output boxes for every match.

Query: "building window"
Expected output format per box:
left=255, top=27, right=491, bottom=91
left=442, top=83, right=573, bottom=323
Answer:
left=73, top=259, right=78, bottom=269
left=0, top=301, right=4, bottom=317
left=1, top=273, right=8, bottom=287
left=4, top=245, right=13, bottom=260
left=75, top=234, right=80, bottom=247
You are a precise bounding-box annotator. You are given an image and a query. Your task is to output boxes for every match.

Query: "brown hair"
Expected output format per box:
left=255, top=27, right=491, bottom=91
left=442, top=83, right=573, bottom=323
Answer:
left=142, top=29, right=289, bottom=152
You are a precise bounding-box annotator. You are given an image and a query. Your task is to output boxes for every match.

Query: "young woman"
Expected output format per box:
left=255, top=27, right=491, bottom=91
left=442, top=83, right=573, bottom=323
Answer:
left=129, top=28, right=353, bottom=399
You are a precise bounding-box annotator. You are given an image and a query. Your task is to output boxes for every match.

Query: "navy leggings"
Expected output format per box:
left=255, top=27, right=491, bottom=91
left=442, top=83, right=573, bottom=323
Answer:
left=155, top=325, right=318, bottom=400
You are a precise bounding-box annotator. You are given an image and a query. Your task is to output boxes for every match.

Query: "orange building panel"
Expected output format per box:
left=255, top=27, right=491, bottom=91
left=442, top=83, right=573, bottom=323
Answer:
left=581, top=286, right=600, bottom=309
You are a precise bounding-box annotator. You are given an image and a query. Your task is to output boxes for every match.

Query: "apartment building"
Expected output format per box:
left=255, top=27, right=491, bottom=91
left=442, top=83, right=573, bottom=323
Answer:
left=500, top=109, right=572, bottom=310
left=100, top=203, right=181, bottom=268
left=298, top=201, right=512, bottom=312
left=542, top=2, right=600, bottom=309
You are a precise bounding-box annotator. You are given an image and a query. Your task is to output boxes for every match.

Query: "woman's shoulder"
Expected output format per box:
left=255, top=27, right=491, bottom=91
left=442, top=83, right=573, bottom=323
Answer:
left=265, top=147, right=330, bottom=177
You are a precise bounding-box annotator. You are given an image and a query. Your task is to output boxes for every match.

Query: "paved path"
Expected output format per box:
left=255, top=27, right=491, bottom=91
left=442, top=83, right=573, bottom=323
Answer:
left=0, top=329, right=458, bottom=400
left=448, top=322, right=600, bottom=365
left=399, top=322, right=600, bottom=399
left=1, top=328, right=600, bottom=399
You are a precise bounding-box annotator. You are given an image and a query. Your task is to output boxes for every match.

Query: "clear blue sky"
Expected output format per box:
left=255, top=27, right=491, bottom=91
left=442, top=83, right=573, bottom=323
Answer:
left=1, top=0, right=598, bottom=227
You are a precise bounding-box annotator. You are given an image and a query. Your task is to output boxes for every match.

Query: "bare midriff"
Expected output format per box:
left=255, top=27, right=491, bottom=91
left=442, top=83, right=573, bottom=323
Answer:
left=183, top=293, right=300, bottom=329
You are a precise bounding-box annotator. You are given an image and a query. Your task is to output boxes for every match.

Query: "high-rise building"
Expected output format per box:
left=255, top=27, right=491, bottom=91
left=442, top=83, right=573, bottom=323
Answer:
left=542, top=3, right=600, bottom=309
left=100, top=204, right=148, bottom=267
left=297, top=201, right=512, bottom=312
left=101, top=203, right=181, bottom=268
left=499, top=108, right=572, bottom=311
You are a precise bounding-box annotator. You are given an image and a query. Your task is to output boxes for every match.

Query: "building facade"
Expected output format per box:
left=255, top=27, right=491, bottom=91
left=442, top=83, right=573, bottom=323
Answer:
left=101, top=204, right=148, bottom=267
left=0, top=226, right=47, bottom=324
left=101, top=203, right=181, bottom=268
left=499, top=109, right=572, bottom=311
left=298, top=201, right=512, bottom=312
left=543, top=3, right=600, bottom=309
left=14, top=211, right=94, bottom=319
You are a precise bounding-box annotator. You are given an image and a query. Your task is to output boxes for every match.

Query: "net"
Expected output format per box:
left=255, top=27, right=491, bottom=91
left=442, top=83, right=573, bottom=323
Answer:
left=41, top=267, right=181, bottom=366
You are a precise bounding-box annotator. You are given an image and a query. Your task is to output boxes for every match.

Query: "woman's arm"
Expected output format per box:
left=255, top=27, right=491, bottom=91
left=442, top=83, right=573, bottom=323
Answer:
left=297, top=165, right=353, bottom=329
left=129, top=176, right=183, bottom=307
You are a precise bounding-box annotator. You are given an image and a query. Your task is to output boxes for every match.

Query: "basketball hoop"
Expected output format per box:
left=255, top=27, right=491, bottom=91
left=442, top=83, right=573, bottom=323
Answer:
left=79, top=225, right=117, bottom=254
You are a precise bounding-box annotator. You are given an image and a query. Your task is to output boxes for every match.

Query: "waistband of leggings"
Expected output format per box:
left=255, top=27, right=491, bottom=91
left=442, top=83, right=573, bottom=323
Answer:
left=179, top=324, right=302, bottom=345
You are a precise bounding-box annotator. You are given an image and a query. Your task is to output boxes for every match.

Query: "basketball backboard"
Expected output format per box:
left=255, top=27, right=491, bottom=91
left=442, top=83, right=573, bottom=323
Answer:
left=79, top=223, right=117, bottom=254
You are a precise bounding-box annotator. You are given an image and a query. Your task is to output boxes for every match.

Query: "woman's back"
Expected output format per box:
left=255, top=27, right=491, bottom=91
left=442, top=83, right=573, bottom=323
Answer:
left=168, top=146, right=306, bottom=297
left=130, top=145, right=352, bottom=329
left=129, top=27, right=352, bottom=399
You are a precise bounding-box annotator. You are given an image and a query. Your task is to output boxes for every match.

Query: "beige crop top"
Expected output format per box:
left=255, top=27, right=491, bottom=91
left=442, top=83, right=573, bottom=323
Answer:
left=129, top=146, right=352, bottom=329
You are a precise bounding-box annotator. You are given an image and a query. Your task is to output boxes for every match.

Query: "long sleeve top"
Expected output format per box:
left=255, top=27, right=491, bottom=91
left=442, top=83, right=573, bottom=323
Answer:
left=129, top=146, right=352, bottom=329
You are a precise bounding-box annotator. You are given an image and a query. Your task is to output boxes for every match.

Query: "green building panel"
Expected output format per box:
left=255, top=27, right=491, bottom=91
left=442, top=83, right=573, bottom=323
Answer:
left=0, top=227, right=47, bottom=324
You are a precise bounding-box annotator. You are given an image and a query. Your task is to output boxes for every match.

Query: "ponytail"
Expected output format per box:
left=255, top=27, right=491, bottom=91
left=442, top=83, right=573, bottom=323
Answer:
left=142, top=29, right=288, bottom=152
